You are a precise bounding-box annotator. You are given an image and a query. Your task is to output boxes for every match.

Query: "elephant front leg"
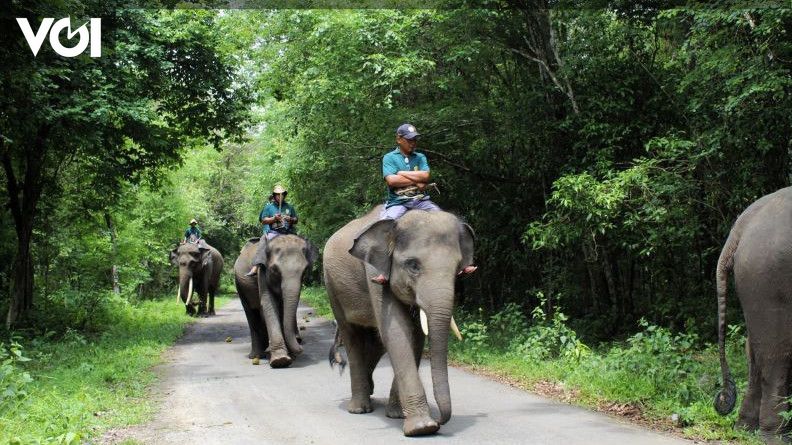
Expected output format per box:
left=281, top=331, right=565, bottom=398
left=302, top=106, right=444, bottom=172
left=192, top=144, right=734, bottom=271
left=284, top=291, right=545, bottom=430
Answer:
left=208, top=290, right=216, bottom=316
left=376, top=293, right=438, bottom=436
left=388, top=320, right=425, bottom=419
left=257, top=276, right=291, bottom=368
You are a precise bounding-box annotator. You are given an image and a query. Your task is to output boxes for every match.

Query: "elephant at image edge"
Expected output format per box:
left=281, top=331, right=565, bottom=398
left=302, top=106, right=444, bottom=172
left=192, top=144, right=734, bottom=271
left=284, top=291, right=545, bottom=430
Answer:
left=234, top=235, right=318, bottom=368
left=323, top=205, right=474, bottom=437
left=715, top=186, right=792, bottom=441
left=171, top=241, right=224, bottom=316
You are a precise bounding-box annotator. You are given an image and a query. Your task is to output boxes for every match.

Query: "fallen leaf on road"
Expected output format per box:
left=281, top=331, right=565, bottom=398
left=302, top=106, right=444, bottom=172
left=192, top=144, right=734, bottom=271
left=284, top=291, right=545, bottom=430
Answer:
left=225, top=336, right=232, bottom=342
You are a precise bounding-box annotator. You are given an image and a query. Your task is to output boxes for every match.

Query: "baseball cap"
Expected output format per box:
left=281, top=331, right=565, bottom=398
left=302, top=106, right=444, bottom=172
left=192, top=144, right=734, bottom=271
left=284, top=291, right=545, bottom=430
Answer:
left=396, top=123, right=420, bottom=140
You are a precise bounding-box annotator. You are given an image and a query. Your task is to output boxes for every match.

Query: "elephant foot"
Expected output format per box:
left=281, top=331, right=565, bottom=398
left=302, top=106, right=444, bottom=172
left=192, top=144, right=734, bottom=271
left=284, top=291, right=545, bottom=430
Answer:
left=735, top=415, right=758, bottom=432
left=288, top=344, right=303, bottom=356
left=386, top=402, right=404, bottom=419
left=347, top=397, right=373, bottom=414
left=403, top=414, right=439, bottom=436
left=268, top=349, right=293, bottom=368
left=208, top=309, right=216, bottom=316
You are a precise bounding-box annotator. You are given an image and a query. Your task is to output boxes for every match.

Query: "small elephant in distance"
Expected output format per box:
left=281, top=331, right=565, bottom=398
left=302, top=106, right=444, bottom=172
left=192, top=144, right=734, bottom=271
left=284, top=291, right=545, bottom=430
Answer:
left=170, top=240, right=223, bottom=316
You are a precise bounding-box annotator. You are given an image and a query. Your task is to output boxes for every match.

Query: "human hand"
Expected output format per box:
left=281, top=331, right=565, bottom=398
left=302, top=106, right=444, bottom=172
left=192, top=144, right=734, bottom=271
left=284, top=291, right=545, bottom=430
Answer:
left=274, top=213, right=282, bottom=221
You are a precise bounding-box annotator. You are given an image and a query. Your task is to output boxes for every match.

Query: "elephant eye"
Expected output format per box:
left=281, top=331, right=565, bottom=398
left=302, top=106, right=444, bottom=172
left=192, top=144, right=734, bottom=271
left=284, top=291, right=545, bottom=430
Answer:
left=404, top=258, right=421, bottom=275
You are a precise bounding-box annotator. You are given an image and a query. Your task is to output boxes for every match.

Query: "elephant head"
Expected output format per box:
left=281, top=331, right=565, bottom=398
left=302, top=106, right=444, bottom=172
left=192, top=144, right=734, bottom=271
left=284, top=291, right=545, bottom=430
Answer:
left=258, top=235, right=319, bottom=355
left=171, top=242, right=210, bottom=315
left=350, top=211, right=475, bottom=424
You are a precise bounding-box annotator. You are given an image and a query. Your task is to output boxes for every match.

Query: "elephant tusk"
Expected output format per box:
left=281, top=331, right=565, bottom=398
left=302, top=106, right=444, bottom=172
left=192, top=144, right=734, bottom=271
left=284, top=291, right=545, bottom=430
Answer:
left=420, top=309, right=429, bottom=336
left=186, top=278, right=193, bottom=306
left=177, top=285, right=181, bottom=303
left=450, top=316, right=462, bottom=341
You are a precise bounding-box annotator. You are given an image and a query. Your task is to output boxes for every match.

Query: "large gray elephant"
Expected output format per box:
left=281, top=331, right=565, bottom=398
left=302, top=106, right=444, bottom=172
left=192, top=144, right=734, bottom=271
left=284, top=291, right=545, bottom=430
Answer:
left=714, top=186, right=792, bottom=441
left=170, top=241, right=224, bottom=316
left=324, top=206, right=474, bottom=437
left=233, top=235, right=318, bottom=368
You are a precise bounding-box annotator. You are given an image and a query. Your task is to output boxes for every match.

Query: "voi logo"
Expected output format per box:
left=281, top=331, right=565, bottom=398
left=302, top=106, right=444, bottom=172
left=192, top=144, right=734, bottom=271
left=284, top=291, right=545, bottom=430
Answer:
left=16, top=17, right=101, bottom=58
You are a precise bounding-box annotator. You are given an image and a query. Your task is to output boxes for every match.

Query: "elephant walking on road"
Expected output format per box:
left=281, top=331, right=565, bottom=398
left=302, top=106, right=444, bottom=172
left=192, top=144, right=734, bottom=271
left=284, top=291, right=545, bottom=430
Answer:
left=171, top=241, right=224, bottom=316
left=323, top=205, right=474, bottom=437
left=234, top=235, right=318, bottom=368
left=714, top=186, right=792, bottom=441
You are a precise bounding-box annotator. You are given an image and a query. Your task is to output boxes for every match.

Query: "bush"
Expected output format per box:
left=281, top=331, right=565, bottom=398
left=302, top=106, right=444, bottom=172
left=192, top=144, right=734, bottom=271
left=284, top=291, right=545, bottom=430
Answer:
left=604, top=319, right=703, bottom=404
left=0, top=340, right=33, bottom=417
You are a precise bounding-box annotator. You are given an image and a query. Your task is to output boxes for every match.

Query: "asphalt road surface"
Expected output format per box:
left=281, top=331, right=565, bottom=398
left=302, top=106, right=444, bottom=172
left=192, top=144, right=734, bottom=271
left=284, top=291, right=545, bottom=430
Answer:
left=122, top=298, right=692, bottom=445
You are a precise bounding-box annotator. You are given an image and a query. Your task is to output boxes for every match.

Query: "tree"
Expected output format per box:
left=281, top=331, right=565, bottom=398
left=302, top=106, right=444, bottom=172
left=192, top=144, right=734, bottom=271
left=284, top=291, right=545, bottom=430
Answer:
left=0, top=2, right=251, bottom=327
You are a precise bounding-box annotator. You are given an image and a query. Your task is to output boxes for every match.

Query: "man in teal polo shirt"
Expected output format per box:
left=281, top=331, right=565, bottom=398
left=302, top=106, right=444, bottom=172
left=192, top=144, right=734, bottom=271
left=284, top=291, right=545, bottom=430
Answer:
left=245, top=184, right=299, bottom=276
left=183, top=219, right=201, bottom=243
left=371, top=123, right=476, bottom=284
left=379, top=123, right=440, bottom=219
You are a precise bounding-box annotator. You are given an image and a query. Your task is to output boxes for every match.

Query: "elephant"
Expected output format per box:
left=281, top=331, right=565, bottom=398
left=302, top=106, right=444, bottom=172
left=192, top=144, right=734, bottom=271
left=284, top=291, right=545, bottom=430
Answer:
left=170, top=240, right=224, bottom=316
left=714, top=186, right=792, bottom=441
left=323, top=205, right=474, bottom=437
left=233, top=234, right=318, bottom=368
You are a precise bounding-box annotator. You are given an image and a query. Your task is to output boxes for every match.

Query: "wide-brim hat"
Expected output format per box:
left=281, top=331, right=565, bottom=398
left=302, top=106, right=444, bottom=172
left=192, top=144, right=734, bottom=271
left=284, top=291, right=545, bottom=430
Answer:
left=189, top=219, right=198, bottom=225
left=272, top=184, right=287, bottom=195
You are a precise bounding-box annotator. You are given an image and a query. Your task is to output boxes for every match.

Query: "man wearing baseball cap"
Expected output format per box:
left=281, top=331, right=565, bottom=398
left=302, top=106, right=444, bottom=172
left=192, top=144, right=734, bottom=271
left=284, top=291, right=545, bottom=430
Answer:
left=370, top=123, right=477, bottom=284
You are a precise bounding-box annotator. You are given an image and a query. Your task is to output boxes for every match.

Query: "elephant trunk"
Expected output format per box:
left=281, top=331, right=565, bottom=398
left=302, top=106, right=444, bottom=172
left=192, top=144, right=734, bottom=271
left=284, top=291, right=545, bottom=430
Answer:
left=281, top=279, right=303, bottom=356
left=422, top=287, right=454, bottom=425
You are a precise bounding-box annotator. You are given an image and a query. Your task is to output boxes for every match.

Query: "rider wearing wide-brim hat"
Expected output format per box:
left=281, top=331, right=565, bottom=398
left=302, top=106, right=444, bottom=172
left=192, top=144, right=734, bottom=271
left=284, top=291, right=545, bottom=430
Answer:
left=183, top=218, right=202, bottom=243
left=245, top=184, right=300, bottom=276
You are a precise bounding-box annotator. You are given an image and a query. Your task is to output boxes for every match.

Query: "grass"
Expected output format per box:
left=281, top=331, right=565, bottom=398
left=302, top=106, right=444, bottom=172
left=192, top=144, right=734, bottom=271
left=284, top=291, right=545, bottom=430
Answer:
left=1, top=294, right=233, bottom=445
left=300, top=285, right=764, bottom=444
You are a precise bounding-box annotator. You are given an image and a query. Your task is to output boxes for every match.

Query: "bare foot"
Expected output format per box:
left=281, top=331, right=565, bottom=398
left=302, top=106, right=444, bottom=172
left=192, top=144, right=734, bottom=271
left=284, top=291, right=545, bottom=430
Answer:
left=370, top=274, right=388, bottom=284
left=458, top=265, right=477, bottom=275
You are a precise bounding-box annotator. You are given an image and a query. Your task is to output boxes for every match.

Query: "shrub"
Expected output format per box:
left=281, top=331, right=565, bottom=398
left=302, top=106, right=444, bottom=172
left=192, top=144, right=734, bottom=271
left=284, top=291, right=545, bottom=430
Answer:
left=0, top=340, right=33, bottom=417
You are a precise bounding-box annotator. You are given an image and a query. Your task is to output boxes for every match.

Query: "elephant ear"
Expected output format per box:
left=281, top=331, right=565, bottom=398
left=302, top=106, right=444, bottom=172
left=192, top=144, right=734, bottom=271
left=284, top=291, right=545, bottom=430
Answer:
left=459, top=222, right=475, bottom=268
left=349, top=219, right=396, bottom=280
left=169, top=247, right=178, bottom=265
left=303, top=240, right=320, bottom=266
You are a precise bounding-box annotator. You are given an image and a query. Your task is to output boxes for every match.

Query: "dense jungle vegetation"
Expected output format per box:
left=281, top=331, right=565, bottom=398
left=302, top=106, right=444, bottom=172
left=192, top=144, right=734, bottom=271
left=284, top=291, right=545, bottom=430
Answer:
left=0, top=2, right=790, bottom=443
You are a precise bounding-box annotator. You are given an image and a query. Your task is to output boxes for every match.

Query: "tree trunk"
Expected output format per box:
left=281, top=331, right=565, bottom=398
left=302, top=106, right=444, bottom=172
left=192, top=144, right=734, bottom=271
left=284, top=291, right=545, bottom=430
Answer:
left=6, top=231, right=33, bottom=328
left=104, top=212, right=120, bottom=295
left=2, top=126, right=49, bottom=328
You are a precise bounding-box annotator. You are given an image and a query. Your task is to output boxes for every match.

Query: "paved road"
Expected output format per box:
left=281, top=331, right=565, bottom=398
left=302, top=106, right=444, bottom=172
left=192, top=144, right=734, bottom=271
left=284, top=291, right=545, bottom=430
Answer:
left=123, top=298, right=692, bottom=445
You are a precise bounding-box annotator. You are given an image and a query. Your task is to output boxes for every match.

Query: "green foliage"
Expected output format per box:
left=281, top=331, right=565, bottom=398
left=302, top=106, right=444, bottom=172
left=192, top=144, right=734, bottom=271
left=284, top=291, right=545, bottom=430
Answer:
left=447, top=301, right=755, bottom=442
left=0, top=340, right=33, bottom=417
left=0, top=297, right=226, bottom=444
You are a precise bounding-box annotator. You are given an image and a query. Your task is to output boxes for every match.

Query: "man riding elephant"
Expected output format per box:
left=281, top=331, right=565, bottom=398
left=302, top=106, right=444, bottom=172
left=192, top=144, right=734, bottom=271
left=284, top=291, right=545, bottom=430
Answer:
left=371, top=123, right=476, bottom=284
left=246, top=184, right=299, bottom=277
left=183, top=218, right=202, bottom=243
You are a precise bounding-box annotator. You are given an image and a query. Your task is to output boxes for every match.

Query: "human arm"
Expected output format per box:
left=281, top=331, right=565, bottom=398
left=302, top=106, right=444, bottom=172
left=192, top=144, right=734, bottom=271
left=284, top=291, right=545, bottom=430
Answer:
left=395, top=170, right=430, bottom=183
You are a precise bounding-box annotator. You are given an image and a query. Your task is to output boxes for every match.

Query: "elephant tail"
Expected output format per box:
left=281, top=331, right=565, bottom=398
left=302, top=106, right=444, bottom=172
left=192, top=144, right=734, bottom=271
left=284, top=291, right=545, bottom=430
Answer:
left=714, top=228, right=738, bottom=416
left=328, top=321, right=347, bottom=375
